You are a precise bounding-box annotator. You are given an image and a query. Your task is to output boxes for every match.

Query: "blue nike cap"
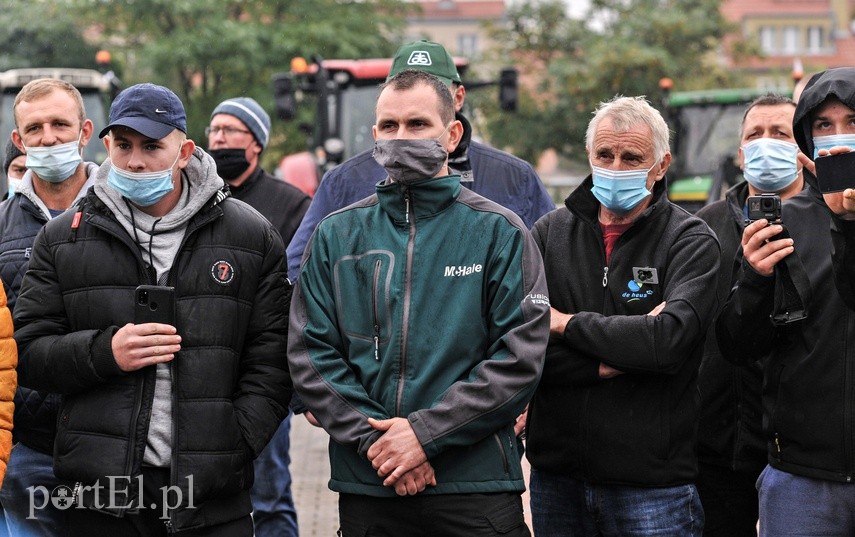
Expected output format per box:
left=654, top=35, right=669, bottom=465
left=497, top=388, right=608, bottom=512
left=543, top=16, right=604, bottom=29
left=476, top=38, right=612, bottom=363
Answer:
left=99, top=83, right=187, bottom=139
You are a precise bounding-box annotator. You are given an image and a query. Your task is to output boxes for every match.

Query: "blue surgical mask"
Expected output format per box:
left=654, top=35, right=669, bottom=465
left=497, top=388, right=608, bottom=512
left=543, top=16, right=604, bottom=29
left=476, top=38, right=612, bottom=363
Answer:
left=23, top=135, right=82, bottom=183
left=590, top=164, right=655, bottom=214
left=812, top=134, right=855, bottom=160
left=7, top=176, right=22, bottom=198
left=107, top=151, right=180, bottom=207
left=741, top=138, right=799, bottom=192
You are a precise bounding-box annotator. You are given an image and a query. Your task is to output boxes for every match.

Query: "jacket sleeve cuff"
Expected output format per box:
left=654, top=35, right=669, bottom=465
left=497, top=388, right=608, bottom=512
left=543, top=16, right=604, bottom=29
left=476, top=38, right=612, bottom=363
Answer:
left=91, top=327, right=125, bottom=380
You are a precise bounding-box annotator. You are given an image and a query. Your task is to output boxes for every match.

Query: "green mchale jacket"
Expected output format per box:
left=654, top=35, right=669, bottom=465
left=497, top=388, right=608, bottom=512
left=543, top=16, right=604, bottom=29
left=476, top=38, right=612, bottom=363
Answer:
left=289, top=174, right=550, bottom=497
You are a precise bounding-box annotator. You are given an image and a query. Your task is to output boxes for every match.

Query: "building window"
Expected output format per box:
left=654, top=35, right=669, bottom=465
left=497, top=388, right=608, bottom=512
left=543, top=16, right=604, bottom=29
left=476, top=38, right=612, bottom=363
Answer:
left=759, top=26, right=777, bottom=54
left=807, top=26, right=824, bottom=53
left=458, top=34, right=479, bottom=57
left=782, top=26, right=800, bottom=54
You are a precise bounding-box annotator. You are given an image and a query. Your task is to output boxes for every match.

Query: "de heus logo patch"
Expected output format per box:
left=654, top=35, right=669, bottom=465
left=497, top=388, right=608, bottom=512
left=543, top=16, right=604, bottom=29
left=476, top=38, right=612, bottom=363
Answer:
left=211, top=260, right=235, bottom=285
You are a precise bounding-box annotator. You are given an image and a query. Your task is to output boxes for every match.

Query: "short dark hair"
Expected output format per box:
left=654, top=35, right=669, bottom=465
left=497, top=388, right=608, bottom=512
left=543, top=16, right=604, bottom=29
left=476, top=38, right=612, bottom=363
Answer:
left=740, top=93, right=796, bottom=134
left=378, top=69, right=455, bottom=124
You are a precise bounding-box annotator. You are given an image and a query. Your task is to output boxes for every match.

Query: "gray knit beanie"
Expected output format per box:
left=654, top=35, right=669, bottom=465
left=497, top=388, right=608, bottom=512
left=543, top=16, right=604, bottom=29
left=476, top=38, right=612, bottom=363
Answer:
left=4, top=139, right=23, bottom=176
left=210, top=97, right=271, bottom=149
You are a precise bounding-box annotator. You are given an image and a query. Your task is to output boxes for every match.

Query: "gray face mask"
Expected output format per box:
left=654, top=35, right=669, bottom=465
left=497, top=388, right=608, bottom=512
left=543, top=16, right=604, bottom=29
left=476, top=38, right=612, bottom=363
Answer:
left=372, top=137, right=449, bottom=185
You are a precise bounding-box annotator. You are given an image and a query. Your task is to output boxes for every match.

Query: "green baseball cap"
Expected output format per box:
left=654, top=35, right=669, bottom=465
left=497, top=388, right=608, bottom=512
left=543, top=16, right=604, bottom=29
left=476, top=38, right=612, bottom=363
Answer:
left=388, top=40, right=462, bottom=86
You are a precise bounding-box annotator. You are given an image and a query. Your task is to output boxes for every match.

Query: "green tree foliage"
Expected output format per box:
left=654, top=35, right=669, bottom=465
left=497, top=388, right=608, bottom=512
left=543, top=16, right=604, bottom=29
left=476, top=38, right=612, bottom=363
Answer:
left=480, top=0, right=741, bottom=165
left=68, top=0, right=414, bottom=168
left=0, top=2, right=100, bottom=69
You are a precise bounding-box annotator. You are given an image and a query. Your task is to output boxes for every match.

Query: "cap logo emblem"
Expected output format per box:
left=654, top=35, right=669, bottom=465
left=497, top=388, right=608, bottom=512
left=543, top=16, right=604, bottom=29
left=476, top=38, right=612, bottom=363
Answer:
left=211, top=260, right=235, bottom=285
left=407, top=51, right=432, bottom=67
left=154, top=108, right=167, bottom=114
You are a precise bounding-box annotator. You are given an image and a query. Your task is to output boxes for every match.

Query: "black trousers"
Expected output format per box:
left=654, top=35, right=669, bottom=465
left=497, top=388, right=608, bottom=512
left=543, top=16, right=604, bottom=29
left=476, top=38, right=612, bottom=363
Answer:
left=67, top=467, right=253, bottom=537
left=338, top=491, right=530, bottom=537
left=696, top=461, right=760, bottom=537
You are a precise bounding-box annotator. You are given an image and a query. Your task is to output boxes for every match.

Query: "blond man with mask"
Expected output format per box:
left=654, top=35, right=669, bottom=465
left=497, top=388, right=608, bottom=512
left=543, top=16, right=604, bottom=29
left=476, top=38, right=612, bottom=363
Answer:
left=0, top=77, right=97, bottom=537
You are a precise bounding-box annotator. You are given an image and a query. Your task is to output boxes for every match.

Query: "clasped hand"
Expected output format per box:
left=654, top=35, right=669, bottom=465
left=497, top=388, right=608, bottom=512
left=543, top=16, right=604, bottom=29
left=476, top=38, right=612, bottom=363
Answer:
left=366, top=417, right=435, bottom=496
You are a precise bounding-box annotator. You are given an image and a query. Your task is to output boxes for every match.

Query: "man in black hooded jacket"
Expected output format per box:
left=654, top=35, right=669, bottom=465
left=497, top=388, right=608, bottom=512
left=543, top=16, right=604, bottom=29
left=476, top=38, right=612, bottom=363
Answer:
left=716, top=67, right=855, bottom=536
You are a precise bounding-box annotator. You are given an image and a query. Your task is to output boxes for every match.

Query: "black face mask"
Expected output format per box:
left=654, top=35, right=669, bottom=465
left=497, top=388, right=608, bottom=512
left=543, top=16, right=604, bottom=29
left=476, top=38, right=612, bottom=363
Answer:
left=210, top=148, right=251, bottom=181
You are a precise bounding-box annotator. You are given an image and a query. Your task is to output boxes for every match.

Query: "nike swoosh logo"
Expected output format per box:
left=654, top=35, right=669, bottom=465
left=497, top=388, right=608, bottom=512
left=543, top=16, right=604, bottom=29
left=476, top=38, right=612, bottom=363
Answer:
left=155, top=108, right=167, bottom=114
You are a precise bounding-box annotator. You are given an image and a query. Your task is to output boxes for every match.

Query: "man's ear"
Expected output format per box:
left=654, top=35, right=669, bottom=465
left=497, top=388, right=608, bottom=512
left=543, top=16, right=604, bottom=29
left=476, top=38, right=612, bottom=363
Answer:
left=655, top=152, right=672, bottom=180
left=11, top=130, right=24, bottom=153
left=452, top=84, right=466, bottom=113
left=446, top=120, right=464, bottom=153
left=177, top=138, right=196, bottom=169
left=79, top=119, right=94, bottom=150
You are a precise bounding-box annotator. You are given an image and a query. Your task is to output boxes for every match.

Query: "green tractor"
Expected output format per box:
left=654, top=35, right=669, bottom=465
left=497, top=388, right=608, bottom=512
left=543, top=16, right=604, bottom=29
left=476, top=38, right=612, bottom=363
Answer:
left=660, top=84, right=793, bottom=213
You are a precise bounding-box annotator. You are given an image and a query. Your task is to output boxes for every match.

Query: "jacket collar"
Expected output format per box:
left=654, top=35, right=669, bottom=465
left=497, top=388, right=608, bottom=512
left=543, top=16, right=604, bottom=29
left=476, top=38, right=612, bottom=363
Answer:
left=376, top=174, right=462, bottom=224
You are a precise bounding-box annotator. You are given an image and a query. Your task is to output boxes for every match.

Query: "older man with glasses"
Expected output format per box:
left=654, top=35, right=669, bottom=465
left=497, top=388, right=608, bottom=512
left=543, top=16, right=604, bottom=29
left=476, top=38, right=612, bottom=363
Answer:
left=207, top=97, right=310, bottom=248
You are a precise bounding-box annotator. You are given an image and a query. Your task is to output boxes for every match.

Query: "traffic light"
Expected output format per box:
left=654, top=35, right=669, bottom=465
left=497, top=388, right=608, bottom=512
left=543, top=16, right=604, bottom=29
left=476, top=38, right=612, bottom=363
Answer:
left=272, top=73, right=297, bottom=121
left=499, top=68, right=518, bottom=112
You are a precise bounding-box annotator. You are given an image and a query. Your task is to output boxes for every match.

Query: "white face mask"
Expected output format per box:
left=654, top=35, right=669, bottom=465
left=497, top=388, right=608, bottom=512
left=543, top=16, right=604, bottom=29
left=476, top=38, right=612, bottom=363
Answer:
left=23, top=134, right=82, bottom=183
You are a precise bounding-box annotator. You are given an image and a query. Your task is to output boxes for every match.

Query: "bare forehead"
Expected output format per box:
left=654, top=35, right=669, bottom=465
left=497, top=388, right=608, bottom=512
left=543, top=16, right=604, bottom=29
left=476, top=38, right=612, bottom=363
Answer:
left=813, top=96, right=855, bottom=119
left=593, top=118, right=654, bottom=153
left=744, top=104, right=795, bottom=126
left=377, top=84, right=438, bottom=114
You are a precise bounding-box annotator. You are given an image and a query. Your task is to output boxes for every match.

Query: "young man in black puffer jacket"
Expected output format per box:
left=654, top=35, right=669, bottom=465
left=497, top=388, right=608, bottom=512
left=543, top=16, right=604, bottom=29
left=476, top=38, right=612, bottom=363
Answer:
left=13, top=83, right=292, bottom=536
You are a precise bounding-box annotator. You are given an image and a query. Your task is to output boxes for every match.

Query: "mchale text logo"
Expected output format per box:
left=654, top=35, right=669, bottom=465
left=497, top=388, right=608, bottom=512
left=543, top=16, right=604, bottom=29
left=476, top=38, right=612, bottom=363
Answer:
left=444, top=264, right=482, bottom=277
left=27, top=475, right=195, bottom=520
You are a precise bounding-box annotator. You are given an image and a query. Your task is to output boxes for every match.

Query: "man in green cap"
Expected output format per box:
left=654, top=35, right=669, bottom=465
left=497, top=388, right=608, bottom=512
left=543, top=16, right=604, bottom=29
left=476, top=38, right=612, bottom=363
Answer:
left=285, top=39, right=555, bottom=281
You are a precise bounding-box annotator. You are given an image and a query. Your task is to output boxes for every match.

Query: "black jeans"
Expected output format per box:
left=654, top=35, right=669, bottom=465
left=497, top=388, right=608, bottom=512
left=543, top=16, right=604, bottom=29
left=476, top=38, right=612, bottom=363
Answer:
left=338, top=491, right=530, bottom=537
left=67, top=467, right=253, bottom=537
left=696, top=461, right=759, bottom=537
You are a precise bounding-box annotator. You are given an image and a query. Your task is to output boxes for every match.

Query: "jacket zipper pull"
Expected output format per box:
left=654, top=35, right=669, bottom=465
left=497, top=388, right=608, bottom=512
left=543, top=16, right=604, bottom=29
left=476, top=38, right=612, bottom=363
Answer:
left=70, top=209, right=83, bottom=243
left=602, top=266, right=609, bottom=287
left=404, top=191, right=410, bottom=225
left=374, top=328, right=380, bottom=361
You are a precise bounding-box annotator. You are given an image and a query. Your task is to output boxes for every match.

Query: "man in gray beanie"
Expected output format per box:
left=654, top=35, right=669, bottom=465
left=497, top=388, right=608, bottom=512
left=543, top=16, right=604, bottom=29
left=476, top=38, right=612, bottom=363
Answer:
left=208, top=97, right=310, bottom=247
left=207, top=97, right=309, bottom=537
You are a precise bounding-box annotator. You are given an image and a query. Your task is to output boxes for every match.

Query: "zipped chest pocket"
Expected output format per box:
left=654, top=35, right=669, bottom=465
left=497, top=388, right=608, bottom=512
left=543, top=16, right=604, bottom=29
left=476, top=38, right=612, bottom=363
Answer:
left=333, top=250, right=395, bottom=355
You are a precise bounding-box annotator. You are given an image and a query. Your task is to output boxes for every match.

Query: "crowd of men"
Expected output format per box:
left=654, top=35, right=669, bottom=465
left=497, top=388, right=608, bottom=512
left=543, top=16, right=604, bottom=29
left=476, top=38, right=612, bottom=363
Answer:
left=0, top=38, right=853, bottom=537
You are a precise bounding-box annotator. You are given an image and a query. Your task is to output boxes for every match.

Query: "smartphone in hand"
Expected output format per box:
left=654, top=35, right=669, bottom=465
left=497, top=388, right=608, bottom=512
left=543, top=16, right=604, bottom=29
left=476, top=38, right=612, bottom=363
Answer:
left=134, top=285, right=176, bottom=326
left=815, top=151, right=855, bottom=193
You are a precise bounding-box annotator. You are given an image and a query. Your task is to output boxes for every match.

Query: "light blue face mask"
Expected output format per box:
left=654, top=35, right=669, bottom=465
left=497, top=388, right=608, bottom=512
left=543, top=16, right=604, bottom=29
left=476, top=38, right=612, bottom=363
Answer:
left=6, top=176, right=22, bottom=198
left=107, top=150, right=180, bottom=207
left=812, top=134, right=855, bottom=160
left=741, top=138, right=799, bottom=192
left=23, top=135, right=82, bottom=183
left=590, top=164, right=655, bottom=214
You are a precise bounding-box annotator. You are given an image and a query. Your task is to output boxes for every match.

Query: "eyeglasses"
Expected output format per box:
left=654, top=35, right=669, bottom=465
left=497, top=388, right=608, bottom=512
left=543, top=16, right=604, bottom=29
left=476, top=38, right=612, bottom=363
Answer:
left=205, top=126, right=251, bottom=138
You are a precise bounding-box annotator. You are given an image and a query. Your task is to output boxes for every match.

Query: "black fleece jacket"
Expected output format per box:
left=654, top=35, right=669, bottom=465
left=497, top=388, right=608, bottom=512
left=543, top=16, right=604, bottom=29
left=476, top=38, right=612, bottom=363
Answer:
left=695, top=182, right=766, bottom=475
left=526, top=176, right=720, bottom=486
left=716, top=67, right=855, bottom=482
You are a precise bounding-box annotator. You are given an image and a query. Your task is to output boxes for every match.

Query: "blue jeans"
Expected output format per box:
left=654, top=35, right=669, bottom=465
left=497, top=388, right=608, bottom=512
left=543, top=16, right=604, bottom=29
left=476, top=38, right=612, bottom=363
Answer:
left=251, top=413, right=298, bottom=537
left=0, top=442, right=68, bottom=537
left=529, top=467, right=704, bottom=536
left=757, top=465, right=855, bottom=536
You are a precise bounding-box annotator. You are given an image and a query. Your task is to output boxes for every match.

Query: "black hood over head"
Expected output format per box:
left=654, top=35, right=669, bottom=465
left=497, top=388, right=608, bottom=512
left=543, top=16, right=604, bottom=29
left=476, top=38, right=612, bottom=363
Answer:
left=793, top=67, right=855, bottom=159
